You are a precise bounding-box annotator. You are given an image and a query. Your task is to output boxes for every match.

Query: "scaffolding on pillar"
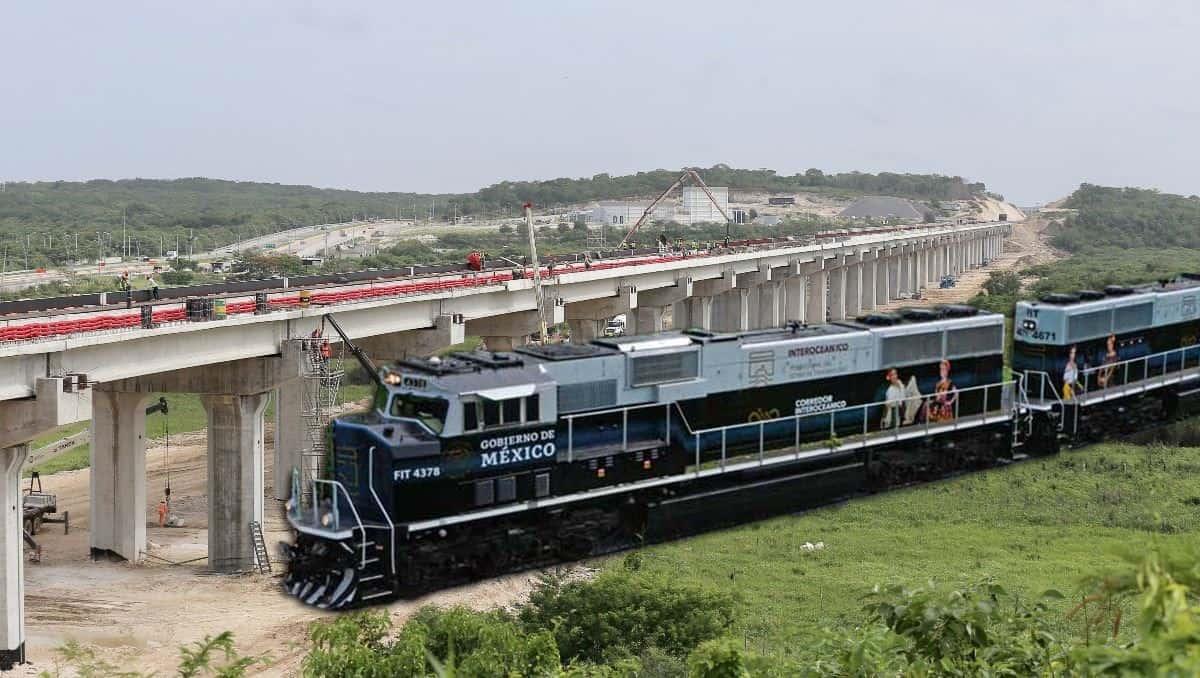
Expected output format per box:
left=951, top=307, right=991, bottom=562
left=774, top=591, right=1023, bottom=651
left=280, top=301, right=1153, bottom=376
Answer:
left=586, top=223, right=607, bottom=250
left=297, top=333, right=344, bottom=508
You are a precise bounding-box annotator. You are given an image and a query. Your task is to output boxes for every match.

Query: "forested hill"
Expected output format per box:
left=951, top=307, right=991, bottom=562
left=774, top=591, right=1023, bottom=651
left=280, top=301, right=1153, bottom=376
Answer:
left=0, top=166, right=985, bottom=266
left=1052, top=183, right=1200, bottom=251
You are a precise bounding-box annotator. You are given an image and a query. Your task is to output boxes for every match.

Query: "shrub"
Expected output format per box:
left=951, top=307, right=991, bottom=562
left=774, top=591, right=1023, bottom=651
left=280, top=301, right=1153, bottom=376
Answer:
left=517, top=572, right=737, bottom=664
left=161, top=269, right=193, bottom=285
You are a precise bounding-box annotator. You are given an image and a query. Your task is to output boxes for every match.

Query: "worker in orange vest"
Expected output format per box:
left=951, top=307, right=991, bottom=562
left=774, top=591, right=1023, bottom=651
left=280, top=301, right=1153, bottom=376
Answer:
left=157, top=497, right=169, bottom=527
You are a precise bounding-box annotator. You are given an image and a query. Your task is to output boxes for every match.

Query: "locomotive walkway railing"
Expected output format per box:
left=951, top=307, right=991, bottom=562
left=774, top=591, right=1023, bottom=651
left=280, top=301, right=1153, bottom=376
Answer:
left=1073, top=345, right=1200, bottom=406
left=412, top=379, right=1019, bottom=533
left=681, top=380, right=1017, bottom=476
left=1023, top=344, right=1200, bottom=433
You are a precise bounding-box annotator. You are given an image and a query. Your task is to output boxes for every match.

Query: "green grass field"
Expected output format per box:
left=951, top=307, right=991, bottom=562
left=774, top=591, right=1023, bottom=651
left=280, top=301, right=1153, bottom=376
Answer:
left=610, top=441, right=1200, bottom=654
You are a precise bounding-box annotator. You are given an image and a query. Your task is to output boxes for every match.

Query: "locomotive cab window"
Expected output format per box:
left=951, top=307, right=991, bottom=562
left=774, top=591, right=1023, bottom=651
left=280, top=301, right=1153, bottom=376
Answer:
left=388, top=394, right=448, bottom=434
left=463, top=393, right=540, bottom=432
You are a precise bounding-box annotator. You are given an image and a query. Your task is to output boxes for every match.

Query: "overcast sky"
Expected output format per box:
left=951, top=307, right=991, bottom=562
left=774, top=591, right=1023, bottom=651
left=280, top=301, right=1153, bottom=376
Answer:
left=3, top=1, right=1198, bottom=204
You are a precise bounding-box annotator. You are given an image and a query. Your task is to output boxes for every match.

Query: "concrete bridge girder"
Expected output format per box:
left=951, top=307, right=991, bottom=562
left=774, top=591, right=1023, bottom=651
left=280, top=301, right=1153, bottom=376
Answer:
left=0, top=378, right=91, bottom=450
left=355, top=314, right=466, bottom=363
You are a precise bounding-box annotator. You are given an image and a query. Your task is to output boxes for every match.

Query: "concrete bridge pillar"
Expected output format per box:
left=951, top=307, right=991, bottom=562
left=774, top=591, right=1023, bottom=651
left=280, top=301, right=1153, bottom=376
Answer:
left=806, top=270, right=828, bottom=323
left=686, top=272, right=736, bottom=332
left=861, top=259, right=876, bottom=311
left=875, top=258, right=890, bottom=306
left=844, top=263, right=862, bottom=318
left=897, top=254, right=910, bottom=296
left=756, top=281, right=784, bottom=329
left=273, top=378, right=305, bottom=501
left=202, top=393, right=268, bottom=573
left=712, top=289, right=751, bottom=333
left=914, top=250, right=925, bottom=294
left=671, top=301, right=691, bottom=331
left=90, top=390, right=151, bottom=562
left=0, top=445, right=27, bottom=670
left=784, top=276, right=806, bottom=323
left=627, top=306, right=666, bottom=336
left=687, top=296, right=716, bottom=330
left=93, top=353, right=300, bottom=571
left=565, top=286, right=636, bottom=344
left=635, top=278, right=692, bottom=335
left=568, top=319, right=606, bottom=343
left=827, top=266, right=846, bottom=321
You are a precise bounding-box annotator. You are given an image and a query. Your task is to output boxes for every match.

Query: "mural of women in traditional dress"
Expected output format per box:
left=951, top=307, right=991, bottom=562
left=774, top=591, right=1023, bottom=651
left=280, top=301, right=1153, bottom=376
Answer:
left=1063, top=345, right=1080, bottom=400
left=1097, top=333, right=1118, bottom=388
left=929, top=359, right=958, bottom=422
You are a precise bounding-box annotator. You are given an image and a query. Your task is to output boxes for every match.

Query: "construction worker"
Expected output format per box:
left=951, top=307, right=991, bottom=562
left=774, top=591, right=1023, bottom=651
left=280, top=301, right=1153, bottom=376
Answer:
left=146, top=273, right=160, bottom=301
left=157, top=497, right=169, bottom=527
left=119, top=271, right=132, bottom=309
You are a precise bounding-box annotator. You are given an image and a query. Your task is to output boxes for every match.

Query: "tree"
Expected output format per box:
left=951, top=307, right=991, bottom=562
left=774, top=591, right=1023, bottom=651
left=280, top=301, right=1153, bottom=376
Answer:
left=230, top=251, right=304, bottom=280
left=982, top=270, right=1021, bottom=297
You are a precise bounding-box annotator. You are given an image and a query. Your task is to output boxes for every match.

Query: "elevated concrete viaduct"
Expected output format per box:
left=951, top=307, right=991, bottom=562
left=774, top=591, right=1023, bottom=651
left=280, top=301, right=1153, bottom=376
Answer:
left=0, top=221, right=1007, bottom=667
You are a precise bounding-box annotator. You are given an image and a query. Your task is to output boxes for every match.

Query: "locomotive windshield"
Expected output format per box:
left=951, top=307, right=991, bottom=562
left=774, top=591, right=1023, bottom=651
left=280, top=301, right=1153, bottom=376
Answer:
left=389, top=393, right=449, bottom=434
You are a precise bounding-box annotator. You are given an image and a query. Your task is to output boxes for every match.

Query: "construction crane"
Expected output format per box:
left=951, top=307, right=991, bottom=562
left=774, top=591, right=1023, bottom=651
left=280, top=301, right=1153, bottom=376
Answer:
left=618, top=168, right=735, bottom=249
left=524, top=203, right=549, bottom=344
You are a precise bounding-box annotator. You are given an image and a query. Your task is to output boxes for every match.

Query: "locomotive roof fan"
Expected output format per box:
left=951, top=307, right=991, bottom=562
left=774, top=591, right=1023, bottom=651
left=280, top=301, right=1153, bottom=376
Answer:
left=1103, top=285, right=1134, bottom=296
left=1076, top=289, right=1106, bottom=301
left=898, top=308, right=940, bottom=323
left=1039, top=292, right=1081, bottom=305
left=854, top=313, right=900, bottom=326
left=938, top=304, right=979, bottom=318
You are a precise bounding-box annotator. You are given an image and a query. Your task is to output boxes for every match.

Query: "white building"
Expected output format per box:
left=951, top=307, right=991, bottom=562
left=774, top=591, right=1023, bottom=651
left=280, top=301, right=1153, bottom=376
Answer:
left=592, top=201, right=675, bottom=226
left=679, top=186, right=729, bottom=225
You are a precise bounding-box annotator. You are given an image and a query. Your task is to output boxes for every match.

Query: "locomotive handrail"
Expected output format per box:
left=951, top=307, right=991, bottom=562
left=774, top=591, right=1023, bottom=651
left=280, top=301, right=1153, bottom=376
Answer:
left=307, top=478, right=370, bottom=568
left=1074, top=343, right=1200, bottom=404
left=687, top=380, right=1015, bottom=472
left=560, top=380, right=1016, bottom=473
left=366, top=447, right=397, bottom=578
left=406, top=380, right=1019, bottom=535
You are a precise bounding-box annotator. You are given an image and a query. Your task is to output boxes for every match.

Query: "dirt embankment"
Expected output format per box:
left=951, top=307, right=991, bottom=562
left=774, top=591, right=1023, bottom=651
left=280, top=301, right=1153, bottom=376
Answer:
left=873, top=214, right=1060, bottom=311
left=21, top=422, right=558, bottom=676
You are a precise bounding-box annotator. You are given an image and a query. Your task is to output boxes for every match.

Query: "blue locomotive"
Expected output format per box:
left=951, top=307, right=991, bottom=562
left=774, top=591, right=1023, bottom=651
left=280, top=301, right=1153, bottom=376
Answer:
left=285, top=306, right=1016, bottom=608
left=1013, top=275, right=1200, bottom=441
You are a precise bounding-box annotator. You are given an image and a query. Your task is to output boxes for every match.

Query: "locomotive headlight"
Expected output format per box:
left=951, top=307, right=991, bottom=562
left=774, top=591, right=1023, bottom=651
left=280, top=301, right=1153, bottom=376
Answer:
left=1021, top=320, right=1037, bottom=331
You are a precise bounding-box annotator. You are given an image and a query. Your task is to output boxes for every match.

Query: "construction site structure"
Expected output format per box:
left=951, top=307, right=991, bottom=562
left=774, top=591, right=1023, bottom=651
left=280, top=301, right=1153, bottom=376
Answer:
left=618, top=168, right=734, bottom=248
left=296, top=331, right=344, bottom=509
left=586, top=222, right=607, bottom=250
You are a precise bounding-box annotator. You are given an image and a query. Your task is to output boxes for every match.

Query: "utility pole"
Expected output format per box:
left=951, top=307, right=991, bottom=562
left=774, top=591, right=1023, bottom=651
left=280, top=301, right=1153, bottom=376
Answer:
left=122, top=208, right=127, bottom=260
left=24, top=234, right=29, bottom=269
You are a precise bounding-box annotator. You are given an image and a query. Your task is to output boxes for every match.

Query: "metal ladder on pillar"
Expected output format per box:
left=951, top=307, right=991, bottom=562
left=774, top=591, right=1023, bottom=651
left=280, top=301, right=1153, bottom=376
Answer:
left=249, top=521, right=271, bottom=574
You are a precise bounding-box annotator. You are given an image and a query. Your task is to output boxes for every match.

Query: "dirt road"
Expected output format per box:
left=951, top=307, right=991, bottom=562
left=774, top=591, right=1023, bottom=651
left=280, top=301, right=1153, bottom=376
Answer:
left=20, top=422, right=558, bottom=676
